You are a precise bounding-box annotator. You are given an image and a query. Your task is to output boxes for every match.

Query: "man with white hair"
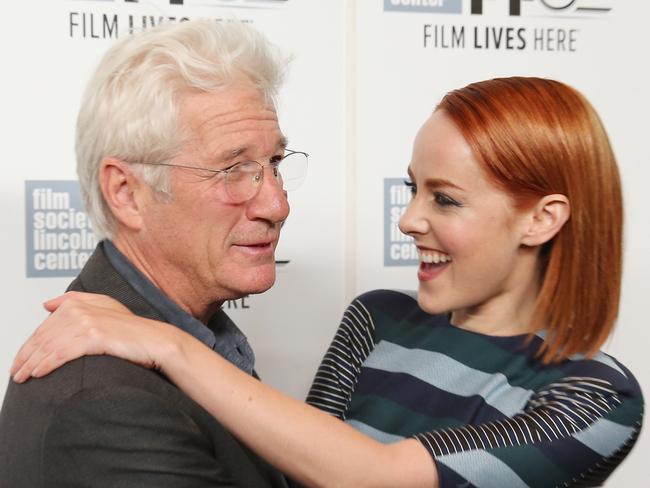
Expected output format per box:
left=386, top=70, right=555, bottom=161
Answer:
left=0, top=19, right=307, bottom=487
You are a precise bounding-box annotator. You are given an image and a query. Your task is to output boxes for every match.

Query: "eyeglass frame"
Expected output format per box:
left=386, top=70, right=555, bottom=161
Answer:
left=127, top=149, right=308, bottom=202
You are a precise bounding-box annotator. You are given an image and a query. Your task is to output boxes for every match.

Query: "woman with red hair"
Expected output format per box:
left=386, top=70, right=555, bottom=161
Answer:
left=12, top=77, right=643, bottom=487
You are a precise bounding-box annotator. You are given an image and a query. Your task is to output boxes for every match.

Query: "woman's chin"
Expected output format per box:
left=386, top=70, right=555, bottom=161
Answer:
left=416, top=294, right=451, bottom=316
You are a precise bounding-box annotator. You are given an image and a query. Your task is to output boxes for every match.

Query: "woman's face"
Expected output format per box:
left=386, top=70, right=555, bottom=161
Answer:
left=399, top=110, right=538, bottom=330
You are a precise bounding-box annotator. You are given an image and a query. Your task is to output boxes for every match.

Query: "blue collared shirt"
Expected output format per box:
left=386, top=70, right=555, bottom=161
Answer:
left=103, top=240, right=255, bottom=375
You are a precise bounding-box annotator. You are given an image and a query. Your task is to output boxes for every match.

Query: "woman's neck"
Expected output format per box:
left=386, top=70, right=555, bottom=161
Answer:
left=450, top=251, right=543, bottom=337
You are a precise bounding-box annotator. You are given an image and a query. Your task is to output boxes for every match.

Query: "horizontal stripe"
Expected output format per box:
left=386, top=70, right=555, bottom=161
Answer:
left=436, top=450, right=528, bottom=488
left=352, top=368, right=508, bottom=425
left=488, top=444, right=570, bottom=486
left=364, top=340, right=532, bottom=416
left=367, top=290, right=637, bottom=392
left=371, top=307, right=568, bottom=391
left=601, top=396, right=645, bottom=426
left=533, top=433, right=606, bottom=479
left=348, top=390, right=471, bottom=436
left=560, top=358, right=634, bottom=392
left=573, top=418, right=636, bottom=458
left=570, top=351, right=626, bottom=378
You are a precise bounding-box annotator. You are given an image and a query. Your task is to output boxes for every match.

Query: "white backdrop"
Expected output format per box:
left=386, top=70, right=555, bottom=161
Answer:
left=352, top=1, right=650, bottom=485
left=1, top=0, right=647, bottom=485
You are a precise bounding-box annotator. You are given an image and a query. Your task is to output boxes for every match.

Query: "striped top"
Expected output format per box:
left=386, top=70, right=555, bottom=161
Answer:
left=306, top=290, right=643, bottom=487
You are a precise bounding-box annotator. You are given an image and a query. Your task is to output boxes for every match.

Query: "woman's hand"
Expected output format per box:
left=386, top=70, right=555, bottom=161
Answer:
left=11, top=291, right=179, bottom=382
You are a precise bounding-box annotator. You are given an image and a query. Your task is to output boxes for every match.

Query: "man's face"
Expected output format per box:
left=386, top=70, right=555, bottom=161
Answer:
left=133, top=86, right=290, bottom=320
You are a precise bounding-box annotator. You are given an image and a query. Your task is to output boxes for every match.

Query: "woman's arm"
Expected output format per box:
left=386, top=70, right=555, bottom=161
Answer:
left=11, top=292, right=438, bottom=488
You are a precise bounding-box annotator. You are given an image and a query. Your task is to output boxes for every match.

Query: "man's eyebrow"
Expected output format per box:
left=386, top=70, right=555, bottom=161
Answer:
left=218, top=136, right=289, bottom=163
left=278, top=135, right=289, bottom=151
left=220, top=147, right=247, bottom=162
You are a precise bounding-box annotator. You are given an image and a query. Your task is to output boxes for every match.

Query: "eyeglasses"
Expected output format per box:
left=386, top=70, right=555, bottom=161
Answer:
left=130, top=149, right=308, bottom=203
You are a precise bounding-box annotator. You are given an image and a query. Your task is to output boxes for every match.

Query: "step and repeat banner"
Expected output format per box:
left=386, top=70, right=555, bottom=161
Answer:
left=352, top=1, right=649, bottom=485
left=1, top=0, right=648, bottom=484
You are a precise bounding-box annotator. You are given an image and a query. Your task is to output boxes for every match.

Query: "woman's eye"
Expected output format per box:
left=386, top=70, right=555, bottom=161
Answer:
left=404, top=180, right=416, bottom=196
left=404, top=181, right=460, bottom=207
left=434, top=192, right=461, bottom=207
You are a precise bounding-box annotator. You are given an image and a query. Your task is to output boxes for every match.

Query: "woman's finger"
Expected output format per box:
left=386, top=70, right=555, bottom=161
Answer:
left=42, top=294, right=69, bottom=313
left=10, top=314, right=56, bottom=377
left=12, top=336, right=58, bottom=383
left=12, top=316, right=105, bottom=382
left=30, top=335, right=105, bottom=379
left=12, top=298, right=90, bottom=377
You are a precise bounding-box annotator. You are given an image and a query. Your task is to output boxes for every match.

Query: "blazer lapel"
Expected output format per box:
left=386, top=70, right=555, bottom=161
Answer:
left=67, top=244, right=167, bottom=323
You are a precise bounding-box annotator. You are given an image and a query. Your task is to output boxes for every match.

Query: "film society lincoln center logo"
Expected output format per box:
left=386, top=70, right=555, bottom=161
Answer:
left=384, top=178, right=418, bottom=267
left=25, top=181, right=97, bottom=278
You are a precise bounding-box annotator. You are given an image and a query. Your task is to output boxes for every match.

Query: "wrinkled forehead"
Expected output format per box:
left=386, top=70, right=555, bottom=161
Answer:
left=179, top=86, right=278, bottom=129
left=176, top=86, right=285, bottom=160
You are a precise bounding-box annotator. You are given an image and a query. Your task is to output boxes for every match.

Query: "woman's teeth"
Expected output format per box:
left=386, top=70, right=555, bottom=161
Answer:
left=419, top=250, right=452, bottom=264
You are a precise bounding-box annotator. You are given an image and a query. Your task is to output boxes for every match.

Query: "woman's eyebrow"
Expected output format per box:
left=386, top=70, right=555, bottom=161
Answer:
left=425, top=177, right=464, bottom=191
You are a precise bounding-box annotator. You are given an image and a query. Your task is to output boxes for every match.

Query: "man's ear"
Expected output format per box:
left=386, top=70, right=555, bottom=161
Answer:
left=99, top=157, right=146, bottom=231
left=520, top=194, right=570, bottom=247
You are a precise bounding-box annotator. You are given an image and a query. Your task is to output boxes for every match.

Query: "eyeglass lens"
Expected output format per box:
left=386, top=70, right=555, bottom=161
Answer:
left=225, top=152, right=307, bottom=203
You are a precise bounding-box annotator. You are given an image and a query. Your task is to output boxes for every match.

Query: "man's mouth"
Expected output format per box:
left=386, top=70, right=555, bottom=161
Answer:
left=232, top=240, right=276, bottom=256
left=235, top=241, right=273, bottom=249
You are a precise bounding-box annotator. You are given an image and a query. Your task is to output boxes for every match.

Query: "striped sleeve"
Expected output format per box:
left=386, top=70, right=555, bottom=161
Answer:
left=305, top=298, right=376, bottom=419
left=415, top=376, right=643, bottom=487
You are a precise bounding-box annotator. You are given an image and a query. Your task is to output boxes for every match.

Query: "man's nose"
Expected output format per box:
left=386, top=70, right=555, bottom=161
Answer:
left=246, top=169, right=290, bottom=224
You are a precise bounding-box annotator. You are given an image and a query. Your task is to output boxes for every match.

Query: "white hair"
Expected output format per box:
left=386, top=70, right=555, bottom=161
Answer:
left=76, top=19, right=287, bottom=239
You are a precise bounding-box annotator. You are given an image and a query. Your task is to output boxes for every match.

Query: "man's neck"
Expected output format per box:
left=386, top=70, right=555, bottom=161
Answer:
left=110, top=236, right=223, bottom=324
left=100, top=239, right=256, bottom=375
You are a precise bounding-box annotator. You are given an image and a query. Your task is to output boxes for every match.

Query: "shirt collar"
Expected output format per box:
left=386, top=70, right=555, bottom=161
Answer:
left=102, top=240, right=255, bottom=374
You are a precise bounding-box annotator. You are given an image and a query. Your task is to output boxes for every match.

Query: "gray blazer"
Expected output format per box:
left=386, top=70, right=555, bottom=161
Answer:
left=0, top=245, right=290, bottom=488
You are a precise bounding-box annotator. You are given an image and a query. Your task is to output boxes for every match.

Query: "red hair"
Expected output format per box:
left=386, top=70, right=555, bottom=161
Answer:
left=438, top=77, right=623, bottom=362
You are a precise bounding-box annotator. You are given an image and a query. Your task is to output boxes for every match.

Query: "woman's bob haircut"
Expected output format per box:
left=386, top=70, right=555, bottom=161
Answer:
left=437, top=77, right=623, bottom=363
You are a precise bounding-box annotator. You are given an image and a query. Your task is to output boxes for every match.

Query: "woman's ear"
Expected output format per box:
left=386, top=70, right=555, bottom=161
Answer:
left=521, top=194, right=570, bottom=247
left=99, top=157, right=145, bottom=231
